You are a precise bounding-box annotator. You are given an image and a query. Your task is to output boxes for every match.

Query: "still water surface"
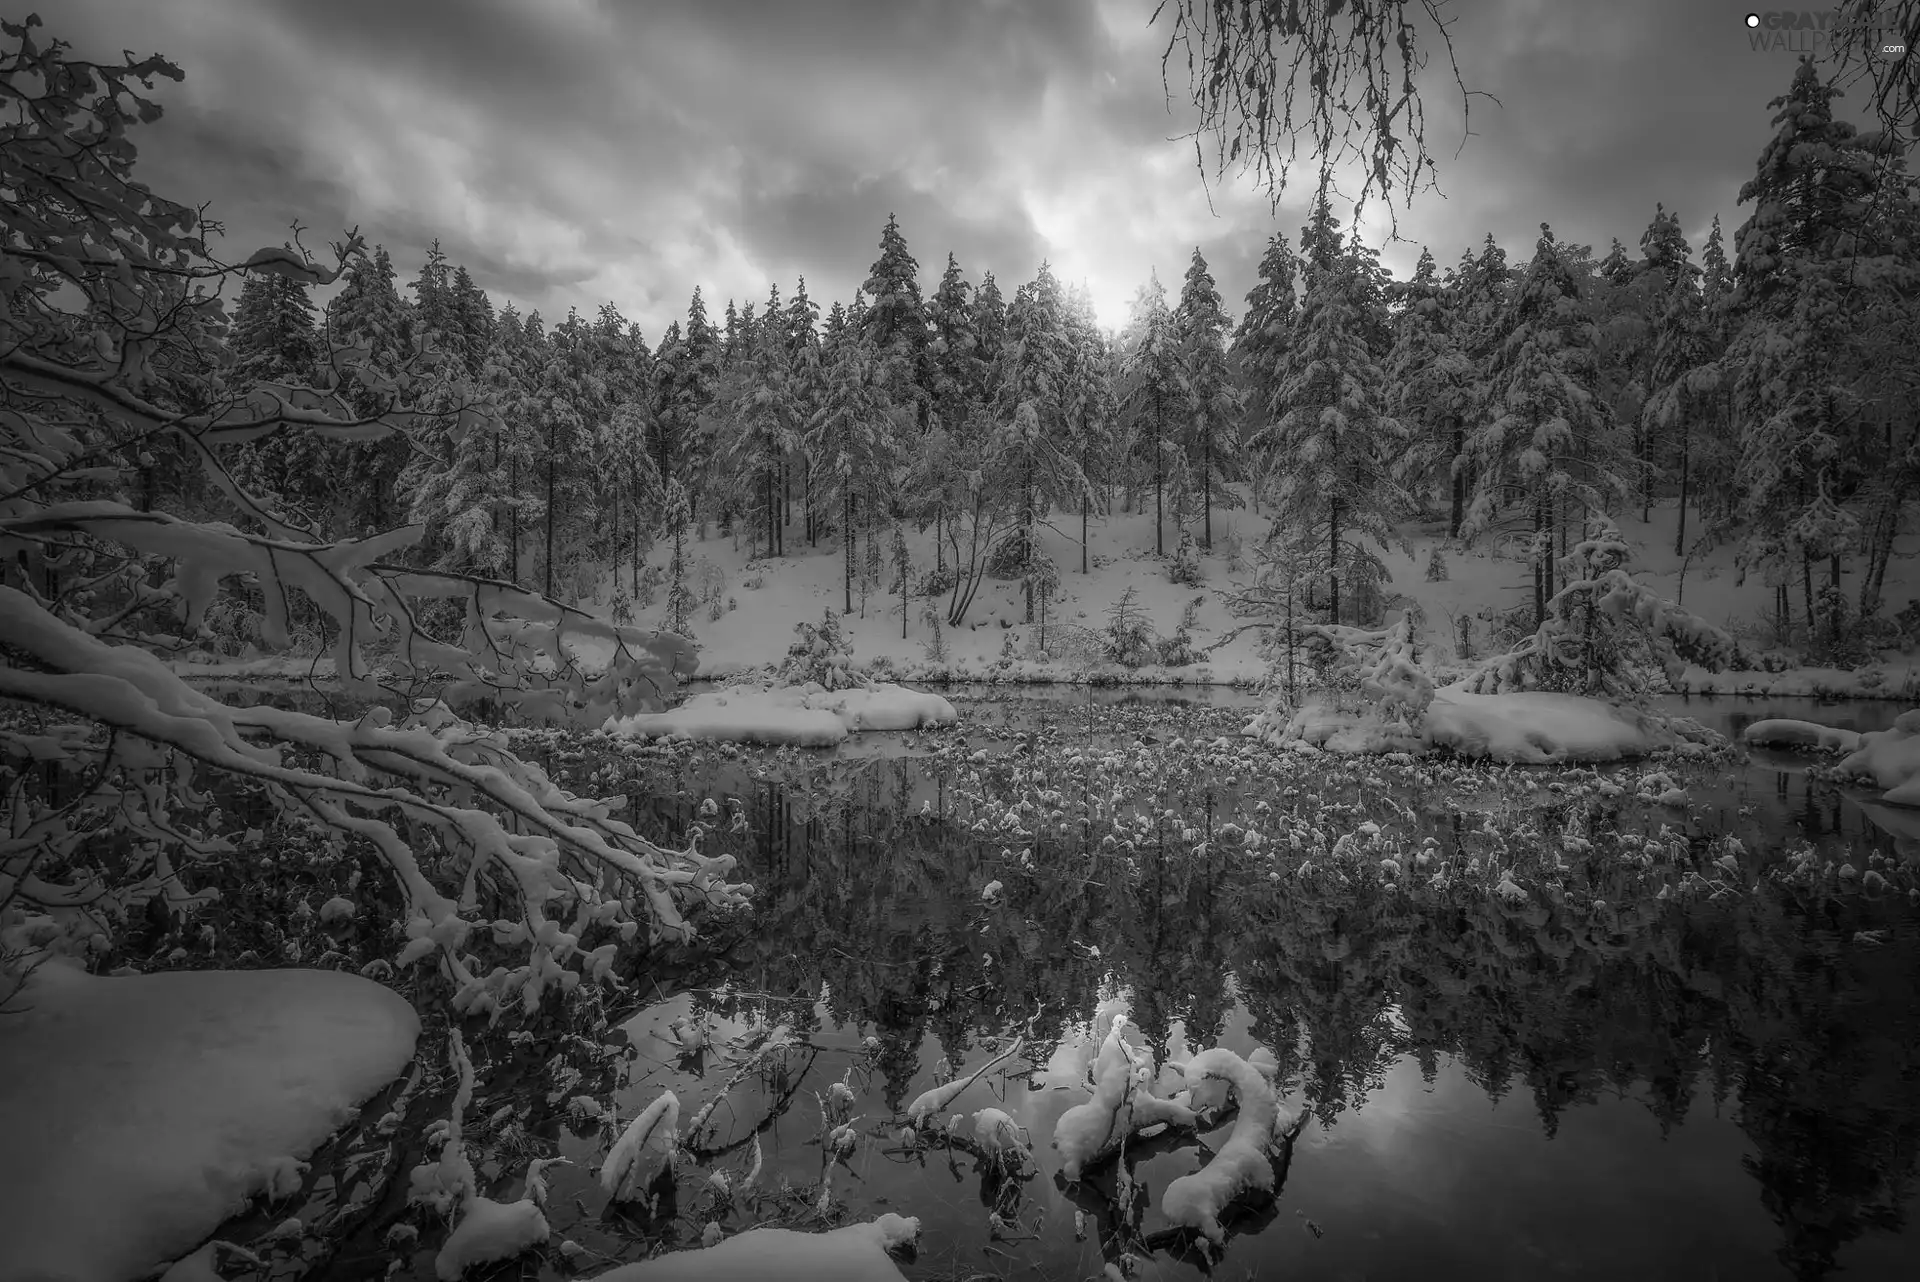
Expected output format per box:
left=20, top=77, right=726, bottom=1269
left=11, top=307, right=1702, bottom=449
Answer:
left=199, top=679, right=1916, bottom=1280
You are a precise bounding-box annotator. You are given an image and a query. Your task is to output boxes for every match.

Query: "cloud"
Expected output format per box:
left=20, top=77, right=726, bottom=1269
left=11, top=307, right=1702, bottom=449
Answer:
left=21, top=0, right=1896, bottom=342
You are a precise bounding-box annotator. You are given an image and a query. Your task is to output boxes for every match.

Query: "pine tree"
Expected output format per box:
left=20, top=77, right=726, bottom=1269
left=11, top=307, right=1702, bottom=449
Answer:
left=1384, top=247, right=1476, bottom=536
left=1230, top=232, right=1298, bottom=503
left=322, top=245, right=411, bottom=532
left=996, top=262, right=1082, bottom=621
left=808, top=323, right=905, bottom=613
left=860, top=212, right=931, bottom=429
left=1258, top=241, right=1406, bottom=626
left=662, top=478, right=697, bottom=637
left=1466, top=224, right=1622, bottom=628
left=1117, top=271, right=1181, bottom=556
left=1174, top=248, right=1240, bottom=550
left=226, top=260, right=324, bottom=520
left=1063, top=280, right=1118, bottom=573
left=920, top=253, right=980, bottom=567
left=1726, top=55, right=1905, bottom=644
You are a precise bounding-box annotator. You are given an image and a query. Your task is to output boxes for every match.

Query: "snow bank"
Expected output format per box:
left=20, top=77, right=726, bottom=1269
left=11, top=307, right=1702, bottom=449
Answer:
left=1425, top=689, right=1687, bottom=764
left=589, top=1213, right=920, bottom=1281
left=0, top=960, right=419, bottom=1282
left=1741, top=718, right=1864, bottom=753
left=605, top=682, right=957, bottom=746
left=1247, top=688, right=1704, bottom=764
left=1834, top=710, right=1920, bottom=807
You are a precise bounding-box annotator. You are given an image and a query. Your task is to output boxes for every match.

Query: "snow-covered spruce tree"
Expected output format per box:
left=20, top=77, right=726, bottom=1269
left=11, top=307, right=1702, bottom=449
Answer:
left=1117, top=271, right=1183, bottom=556
left=1724, top=56, right=1910, bottom=649
left=807, top=321, right=906, bottom=615
left=0, top=22, right=744, bottom=1002
left=320, top=244, right=413, bottom=535
left=1640, top=260, right=1722, bottom=558
left=779, top=607, right=870, bottom=690
left=1174, top=248, right=1242, bottom=550
left=225, top=256, right=325, bottom=519
left=859, top=212, right=931, bottom=432
left=1457, top=517, right=1744, bottom=700
left=995, top=261, right=1088, bottom=623
left=919, top=252, right=980, bottom=569
left=661, top=478, right=697, bottom=638
left=709, top=296, right=799, bottom=563
left=1383, top=247, right=1476, bottom=536
left=1062, top=280, right=1118, bottom=573
left=1463, top=223, right=1623, bottom=630
left=1230, top=231, right=1298, bottom=510
left=782, top=277, right=823, bottom=546
left=1254, top=233, right=1407, bottom=628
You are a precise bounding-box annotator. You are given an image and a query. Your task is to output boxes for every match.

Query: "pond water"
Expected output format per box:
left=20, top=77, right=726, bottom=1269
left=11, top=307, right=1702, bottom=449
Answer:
left=180, top=680, right=1920, bottom=1280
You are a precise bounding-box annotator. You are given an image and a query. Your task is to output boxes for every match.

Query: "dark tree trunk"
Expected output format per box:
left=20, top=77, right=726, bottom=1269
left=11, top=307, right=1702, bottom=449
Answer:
left=1202, top=430, right=1212, bottom=550
left=843, top=491, right=854, bottom=614
left=1674, top=426, right=1689, bottom=557
left=1328, top=498, right=1342, bottom=627
left=1449, top=417, right=1465, bottom=539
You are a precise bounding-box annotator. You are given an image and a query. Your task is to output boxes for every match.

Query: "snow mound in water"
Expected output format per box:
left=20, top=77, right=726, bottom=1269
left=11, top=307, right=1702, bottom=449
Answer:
left=589, top=1213, right=920, bottom=1280
left=606, top=681, right=956, bottom=746
left=0, top=960, right=419, bottom=1282
left=1247, top=688, right=1711, bottom=763
left=1835, top=710, right=1920, bottom=807
left=1741, top=718, right=1864, bottom=753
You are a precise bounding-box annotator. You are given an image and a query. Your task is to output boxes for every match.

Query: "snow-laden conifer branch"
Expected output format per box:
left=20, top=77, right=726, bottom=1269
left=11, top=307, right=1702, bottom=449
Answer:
left=0, top=21, right=747, bottom=1002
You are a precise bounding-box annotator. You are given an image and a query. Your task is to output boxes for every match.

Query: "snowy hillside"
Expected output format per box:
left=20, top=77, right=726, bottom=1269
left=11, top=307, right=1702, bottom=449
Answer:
left=586, top=492, right=1920, bottom=693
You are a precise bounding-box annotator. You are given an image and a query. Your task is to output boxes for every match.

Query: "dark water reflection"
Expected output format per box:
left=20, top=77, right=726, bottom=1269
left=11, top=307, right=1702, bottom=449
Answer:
left=481, top=692, right=1920, bottom=1282
left=188, top=678, right=1920, bottom=1279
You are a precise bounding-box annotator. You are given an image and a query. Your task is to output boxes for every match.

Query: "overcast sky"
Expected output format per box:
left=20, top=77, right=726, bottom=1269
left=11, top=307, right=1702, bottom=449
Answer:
left=27, top=0, right=1900, bottom=336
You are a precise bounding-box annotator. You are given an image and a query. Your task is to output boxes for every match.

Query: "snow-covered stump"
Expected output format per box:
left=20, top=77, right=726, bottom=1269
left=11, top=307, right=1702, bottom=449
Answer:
left=1160, top=1047, right=1301, bottom=1249
left=1051, top=1016, right=1199, bottom=1181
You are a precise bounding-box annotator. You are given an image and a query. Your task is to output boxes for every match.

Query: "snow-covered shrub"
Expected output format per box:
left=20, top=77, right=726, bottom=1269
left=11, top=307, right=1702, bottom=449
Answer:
left=920, top=606, right=948, bottom=661
left=1168, top=529, right=1204, bottom=586
left=609, top=586, right=635, bottom=626
left=636, top=563, right=663, bottom=610
left=1224, top=527, right=1246, bottom=574
left=1459, top=518, right=1745, bottom=700
left=1103, top=587, right=1155, bottom=668
left=916, top=564, right=957, bottom=598
left=1425, top=546, right=1449, bottom=582
left=779, top=609, right=871, bottom=690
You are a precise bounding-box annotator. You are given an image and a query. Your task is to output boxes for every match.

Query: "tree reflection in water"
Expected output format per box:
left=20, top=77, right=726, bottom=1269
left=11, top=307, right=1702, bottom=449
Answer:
left=567, top=706, right=1917, bottom=1279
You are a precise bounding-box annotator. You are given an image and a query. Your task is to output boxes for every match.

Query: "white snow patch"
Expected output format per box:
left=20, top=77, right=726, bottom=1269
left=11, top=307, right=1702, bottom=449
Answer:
left=1835, top=711, right=1920, bottom=807
left=606, top=682, right=957, bottom=746
left=1742, top=718, right=1865, bottom=753
left=1248, top=688, right=1698, bottom=763
left=0, top=960, right=419, bottom=1282
left=588, top=1213, right=920, bottom=1280
left=434, top=1195, right=550, bottom=1280
left=1161, top=1047, right=1297, bottom=1245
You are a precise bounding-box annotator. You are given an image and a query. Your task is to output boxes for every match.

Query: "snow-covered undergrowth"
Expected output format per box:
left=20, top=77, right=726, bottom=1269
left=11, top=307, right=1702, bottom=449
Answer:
left=0, top=960, right=419, bottom=1282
